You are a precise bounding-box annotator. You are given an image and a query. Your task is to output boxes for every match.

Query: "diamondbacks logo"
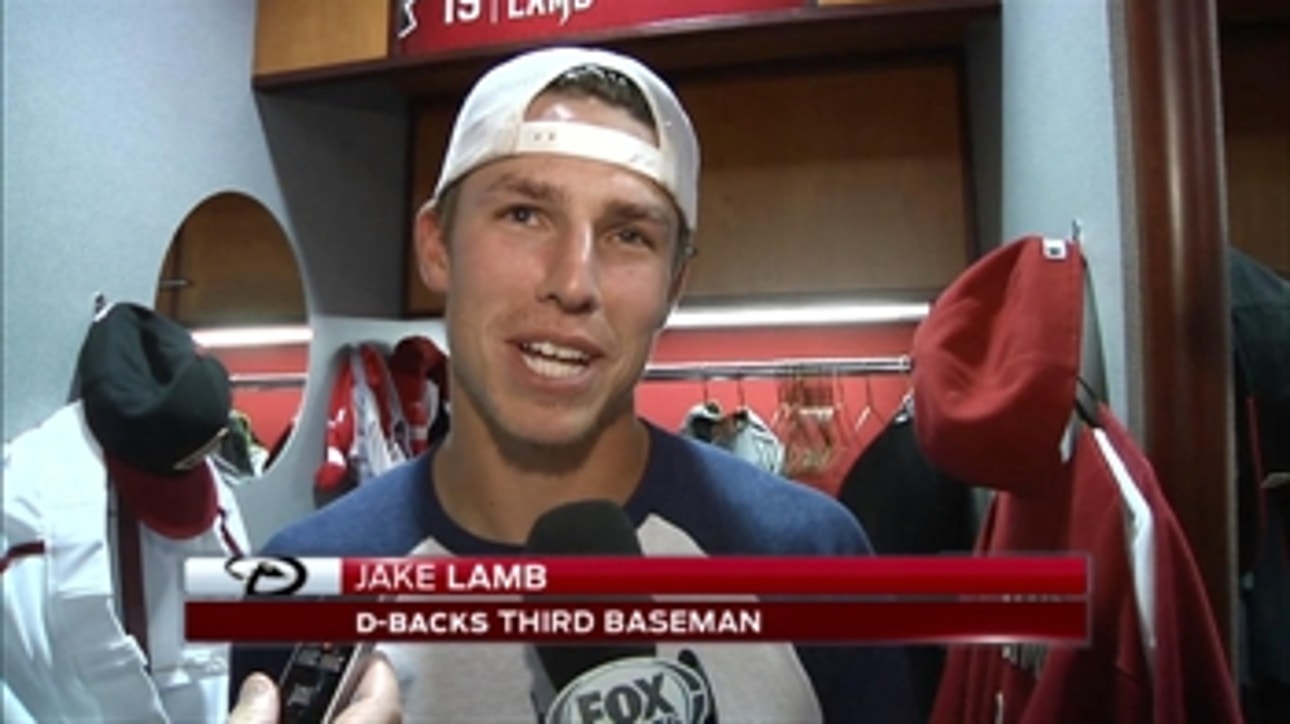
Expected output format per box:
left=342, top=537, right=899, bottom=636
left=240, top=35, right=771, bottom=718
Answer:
left=548, top=656, right=712, bottom=724
left=398, top=0, right=418, bottom=38
left=223, top=555, right=308, bottom=596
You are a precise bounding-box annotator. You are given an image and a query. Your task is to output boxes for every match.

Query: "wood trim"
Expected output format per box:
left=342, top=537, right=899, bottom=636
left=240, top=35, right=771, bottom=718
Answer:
left=254, top=0, right=391, bottom=77
left=158, top=193, right=306, bottom=327
left=1123, top=0, right=1235, bottom=658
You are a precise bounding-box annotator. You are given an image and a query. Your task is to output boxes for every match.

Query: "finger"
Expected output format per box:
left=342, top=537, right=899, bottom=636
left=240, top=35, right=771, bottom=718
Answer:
left=227, top=673, right=280, bottom=724
left=349, top=652, right=399, bottom=705
left=335, top=653, right=402, bottom=724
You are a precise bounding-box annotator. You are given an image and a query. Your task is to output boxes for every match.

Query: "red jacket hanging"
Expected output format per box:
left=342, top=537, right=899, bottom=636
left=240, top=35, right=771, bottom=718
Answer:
left=913, top=236, right=1240, bottom=723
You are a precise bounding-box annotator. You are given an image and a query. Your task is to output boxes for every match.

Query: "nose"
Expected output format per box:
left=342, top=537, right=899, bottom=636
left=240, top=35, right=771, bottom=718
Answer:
left=538, top=222, right=601, bottom=314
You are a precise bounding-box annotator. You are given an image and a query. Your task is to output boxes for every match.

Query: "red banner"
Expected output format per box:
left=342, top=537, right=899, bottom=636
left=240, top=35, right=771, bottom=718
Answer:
left=185, top=555, right=1089, bottom=598
left=399, top=0, right=807, bottom=57
left=186, top=599, right=1088, bottom=644
left=338, top=555, right=1088, bottom=597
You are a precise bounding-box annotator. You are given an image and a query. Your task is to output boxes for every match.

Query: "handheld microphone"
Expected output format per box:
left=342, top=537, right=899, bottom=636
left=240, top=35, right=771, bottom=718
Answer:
left=525, top=500, right=715, bottom=724
left=526, top=499, right=654, bottom=689
left=275, top=639, right=371, bottom=724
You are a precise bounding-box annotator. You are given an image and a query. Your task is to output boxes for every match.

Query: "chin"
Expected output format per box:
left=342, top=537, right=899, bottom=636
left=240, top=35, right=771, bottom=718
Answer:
left=508, top=418, right=598, bottom=450
left=485, top=393, right=635, bottom=456
left=490, top=405, right=602, bottom=451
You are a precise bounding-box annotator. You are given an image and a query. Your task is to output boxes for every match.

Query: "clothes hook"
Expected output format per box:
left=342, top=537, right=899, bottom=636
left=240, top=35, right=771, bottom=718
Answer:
left=92, top=292, right=111, bottom=321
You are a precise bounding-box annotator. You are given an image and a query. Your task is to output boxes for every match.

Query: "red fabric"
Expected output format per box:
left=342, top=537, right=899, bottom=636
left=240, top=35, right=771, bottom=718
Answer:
left=315, top=349, right=355, bottom=492
left=388, top=335, right=449, bottom=455
left=930, top=409, right=1239, bottom=723
left=931, top=419, right=1146, bottom=723
left=913, top=237, right=1082, bottom=493
left=0, top=541, right=47, bottom=573
left=1100, top=412, right=1242, bottom=723
left=358, top=344, right=397, bottom=438
left=106, top=457, right=217, bottom=540
left=919, top=236, right=1239, bottom=722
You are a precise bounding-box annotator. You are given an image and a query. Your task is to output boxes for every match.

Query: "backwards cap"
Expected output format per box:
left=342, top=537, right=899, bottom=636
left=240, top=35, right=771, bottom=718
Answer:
left=433, top=46, right=700, bottom=231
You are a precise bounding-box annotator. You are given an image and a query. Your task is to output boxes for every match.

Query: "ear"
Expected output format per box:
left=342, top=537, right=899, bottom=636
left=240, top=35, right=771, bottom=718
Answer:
left=415, top=202, right=450, bottom=295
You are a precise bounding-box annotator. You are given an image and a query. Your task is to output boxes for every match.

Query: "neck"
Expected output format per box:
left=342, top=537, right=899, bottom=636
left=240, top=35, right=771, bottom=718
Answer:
left=432, top=407, right=650, bottom=545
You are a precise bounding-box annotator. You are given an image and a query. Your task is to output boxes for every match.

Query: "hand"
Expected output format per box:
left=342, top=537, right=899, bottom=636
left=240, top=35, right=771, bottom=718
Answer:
left=228, top=654, right=401, bottom=724
left=334, top=653, right=401, bottom=724
left=227, top=673, right=278, bottom=724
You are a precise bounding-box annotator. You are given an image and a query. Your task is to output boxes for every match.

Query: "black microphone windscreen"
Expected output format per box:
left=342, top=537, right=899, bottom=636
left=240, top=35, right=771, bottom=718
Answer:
left=526, top=498, right=643, bottom=556
left=525, top=499, right=653, bottom=691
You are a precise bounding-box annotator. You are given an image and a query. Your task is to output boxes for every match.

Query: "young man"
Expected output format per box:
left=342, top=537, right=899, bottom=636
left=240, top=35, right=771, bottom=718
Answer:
left=232, top=46, right=914, bottom=722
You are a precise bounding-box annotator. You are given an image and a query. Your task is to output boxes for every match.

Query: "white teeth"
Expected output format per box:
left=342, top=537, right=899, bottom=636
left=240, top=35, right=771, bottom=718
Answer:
left=522, top=341, right=589, bottom=363
left=522, top=354, right=584, bottom=379
left=520, top=340, right=590, bottom=379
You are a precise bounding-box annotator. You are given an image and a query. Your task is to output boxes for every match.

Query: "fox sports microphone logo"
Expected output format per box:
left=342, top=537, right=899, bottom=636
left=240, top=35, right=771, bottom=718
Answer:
left=548, top=656, right=713, bottom=724
left=223, top=555, right=308, bottom=596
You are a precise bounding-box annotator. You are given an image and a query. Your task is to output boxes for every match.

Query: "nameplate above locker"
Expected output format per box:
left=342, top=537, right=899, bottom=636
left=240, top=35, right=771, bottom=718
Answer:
left=399, top=0, right=804, bottom=57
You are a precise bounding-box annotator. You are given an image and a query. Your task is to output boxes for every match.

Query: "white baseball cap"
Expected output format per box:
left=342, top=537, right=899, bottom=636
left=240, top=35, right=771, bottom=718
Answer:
left=432, top=46, right=700, bottom=231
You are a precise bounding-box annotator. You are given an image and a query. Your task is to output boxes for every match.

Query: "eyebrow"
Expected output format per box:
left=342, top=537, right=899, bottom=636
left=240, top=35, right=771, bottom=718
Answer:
left=481, top=173, right=567, bottom=206
left=482, top=172, right=676, bottom=231
left=602, top=199, right=675, bottom=232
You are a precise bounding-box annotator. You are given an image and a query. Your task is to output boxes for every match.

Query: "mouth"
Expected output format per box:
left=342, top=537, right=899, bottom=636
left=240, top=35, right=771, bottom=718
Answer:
left=517, top=340, right=595, bottom=380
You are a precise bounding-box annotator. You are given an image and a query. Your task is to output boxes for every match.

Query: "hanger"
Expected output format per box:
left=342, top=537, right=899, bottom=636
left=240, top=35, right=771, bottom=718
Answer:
left=898, top=355, right=916, bottom=421
left=853, top=375, right=875, bottom=434
left=773, top=372, right=802, bottom=424
left=701, top=373, right=721, bottom=415
left=828, top=369, right=857, bottom=457
left=729, top=376, right=751, bottom=425
left=893, top=388, right=915, bottom=424
left=853, top=373, right=887, bottom=435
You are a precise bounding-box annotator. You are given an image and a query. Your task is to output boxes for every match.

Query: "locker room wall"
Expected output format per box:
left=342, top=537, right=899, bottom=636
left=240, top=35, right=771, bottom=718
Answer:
left=2, top=0, right=414, bottom=545
left=976, top=0, right=1139, bottom=435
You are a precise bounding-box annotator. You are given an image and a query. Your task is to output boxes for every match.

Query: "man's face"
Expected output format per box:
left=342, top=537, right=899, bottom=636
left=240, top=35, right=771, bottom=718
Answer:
left=418, top=91, right=687, bottom=450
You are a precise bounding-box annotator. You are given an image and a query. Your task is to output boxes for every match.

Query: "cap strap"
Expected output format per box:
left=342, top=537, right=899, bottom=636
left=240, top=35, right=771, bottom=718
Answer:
left=112, top=484, right=151, bottom=670
left=515, top=120, right=665, bottom=185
